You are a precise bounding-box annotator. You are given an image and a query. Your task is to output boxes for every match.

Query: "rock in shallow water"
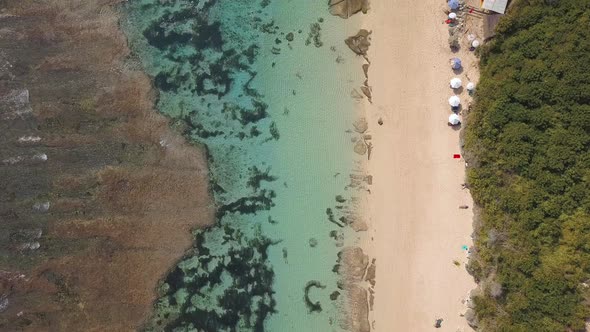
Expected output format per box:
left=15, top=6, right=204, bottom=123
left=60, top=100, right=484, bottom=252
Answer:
left=304, top=280, right=326, bottom=313
left=309, top=238, right=318, bottom=247
left=353, top=117, right=368, bottom=133
left=329, top=0, right=370, bottom=19
left=354, top=140, right=367, bottom=155
left=345, top=29, right=372, bottom=56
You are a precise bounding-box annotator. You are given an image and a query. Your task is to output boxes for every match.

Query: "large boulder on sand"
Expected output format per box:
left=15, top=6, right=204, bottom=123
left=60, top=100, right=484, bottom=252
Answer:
left=329, top=0, right=370, bottom=19
left=345, top=29, right=372, bottom=56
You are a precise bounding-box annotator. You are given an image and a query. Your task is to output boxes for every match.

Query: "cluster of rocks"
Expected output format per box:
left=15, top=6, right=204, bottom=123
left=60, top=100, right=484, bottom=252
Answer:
left=345, top=30, right=373, bottom=102
left=326, top=193, right=368, bottom=232
left=351, top=117, right=373, bottom=159
left=305, top=21, right=324, bottom=48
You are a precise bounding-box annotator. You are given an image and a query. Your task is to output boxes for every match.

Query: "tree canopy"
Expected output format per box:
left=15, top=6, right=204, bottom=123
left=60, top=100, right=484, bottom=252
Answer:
left=465, top=0, right=590, bottom=330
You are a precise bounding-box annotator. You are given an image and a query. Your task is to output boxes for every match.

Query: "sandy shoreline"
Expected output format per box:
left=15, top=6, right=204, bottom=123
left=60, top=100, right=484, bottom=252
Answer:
left=363, top=0, right=479, bottom=330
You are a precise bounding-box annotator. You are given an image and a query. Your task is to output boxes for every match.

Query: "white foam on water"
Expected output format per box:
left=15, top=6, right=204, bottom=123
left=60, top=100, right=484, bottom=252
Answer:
left=32, top=201, right=50, bottom=212
left=32, top=153, right=47, bottom=161
left=2, top=156, right=23, bottom=164
left=18, top=136, right=42, bottom=143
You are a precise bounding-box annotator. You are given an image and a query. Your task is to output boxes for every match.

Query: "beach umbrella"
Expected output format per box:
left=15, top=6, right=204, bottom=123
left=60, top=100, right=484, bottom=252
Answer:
left=449, top=12, right=457, bottom=20
left=450, top=77, right=462, bottom=89
left=448, top=0, right=460, bottom=10
left=467, top=34, right=476, bottom=42
left=472, top=40, right=480, bottom=48
left=451, top=58, right=462, bottom=70
left=449, top=95, right=461, bottom=107
left=449, top=114, right=461, bottom=125
left=466, top=82, right=476, bottom=91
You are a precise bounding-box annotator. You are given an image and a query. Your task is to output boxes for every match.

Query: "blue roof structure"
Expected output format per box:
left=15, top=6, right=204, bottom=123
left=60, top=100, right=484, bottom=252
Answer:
left=448, top=0, right=460, bottom=10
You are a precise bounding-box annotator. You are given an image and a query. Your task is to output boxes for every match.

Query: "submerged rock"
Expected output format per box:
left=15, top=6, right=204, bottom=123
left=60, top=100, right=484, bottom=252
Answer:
left=329, top=0, right=370, bottom=19
left=305, top=23, right=323, bottom=47
left=354, top=140, right=367, bottom=155
left=326, top=208, right=345, bottom=227
left=330, top=291, right=340, bottom=300
left=304, top=280, right=326, bottom=313
left=353, top=117, right=368, bottom=133
left=309, top=238, right=318, bottom=247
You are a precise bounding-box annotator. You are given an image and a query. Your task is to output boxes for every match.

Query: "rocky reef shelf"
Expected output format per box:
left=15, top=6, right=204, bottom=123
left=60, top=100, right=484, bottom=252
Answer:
left=122, top=0, right=371, bottom=330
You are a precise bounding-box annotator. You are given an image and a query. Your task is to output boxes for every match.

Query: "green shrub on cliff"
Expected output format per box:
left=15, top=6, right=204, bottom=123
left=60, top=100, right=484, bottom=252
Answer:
left=465, top=0, right=590, bottom=330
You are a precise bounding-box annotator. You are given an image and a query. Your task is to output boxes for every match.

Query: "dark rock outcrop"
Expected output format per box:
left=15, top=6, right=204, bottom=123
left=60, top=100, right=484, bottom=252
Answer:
left=304, top=280, right=326, bottom=313
left=329, top=0, right=370, bottom=19
left=345, top=29, right=372, bottom=56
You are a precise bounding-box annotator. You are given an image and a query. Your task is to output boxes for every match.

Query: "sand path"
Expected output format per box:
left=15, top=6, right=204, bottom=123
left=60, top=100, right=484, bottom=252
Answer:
left=365, top=0, right=477, bottom=330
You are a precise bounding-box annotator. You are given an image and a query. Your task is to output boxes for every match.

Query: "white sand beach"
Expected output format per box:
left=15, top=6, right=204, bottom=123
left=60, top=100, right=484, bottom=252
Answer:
left=364, top=0, right=479, bottom=330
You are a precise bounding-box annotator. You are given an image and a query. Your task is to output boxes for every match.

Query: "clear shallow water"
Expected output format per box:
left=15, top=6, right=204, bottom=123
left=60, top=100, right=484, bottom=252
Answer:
left=122, top=1, right=365, bottom=330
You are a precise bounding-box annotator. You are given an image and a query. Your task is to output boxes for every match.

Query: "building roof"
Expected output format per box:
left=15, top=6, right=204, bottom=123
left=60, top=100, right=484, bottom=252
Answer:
left=481, top=0, right=508, bottom=14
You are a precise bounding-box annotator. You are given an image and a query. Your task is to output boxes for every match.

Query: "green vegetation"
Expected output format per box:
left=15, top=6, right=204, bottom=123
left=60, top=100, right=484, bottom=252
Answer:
left=465, top=0, right=590, bottom=330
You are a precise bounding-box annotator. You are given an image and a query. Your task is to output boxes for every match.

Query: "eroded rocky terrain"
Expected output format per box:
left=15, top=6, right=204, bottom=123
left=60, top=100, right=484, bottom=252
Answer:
left=0, top=1, right=214, bottom=330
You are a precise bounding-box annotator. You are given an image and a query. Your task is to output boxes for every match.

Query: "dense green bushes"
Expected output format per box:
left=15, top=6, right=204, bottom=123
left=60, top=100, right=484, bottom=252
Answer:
left=465, top=0, right=590, bottom=330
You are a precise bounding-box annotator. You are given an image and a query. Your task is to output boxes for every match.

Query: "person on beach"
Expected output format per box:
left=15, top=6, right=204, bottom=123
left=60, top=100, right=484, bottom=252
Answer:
left=434, top=318, right=443, bottom=328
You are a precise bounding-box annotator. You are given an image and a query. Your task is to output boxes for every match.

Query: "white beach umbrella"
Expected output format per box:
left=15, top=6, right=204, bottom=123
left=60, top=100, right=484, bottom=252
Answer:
left=448, top=95, right=461, bottom=107
left=467, top=34, right=476, bottom=42
left=472, top=40, right=481, bottom=48
left=450, top=77, right=462, bottom=89
left=466, top=82, right=476, bottom=91
left=449, top=12, right=457, bottom=19
left=449, top=113, right=461, bottom=125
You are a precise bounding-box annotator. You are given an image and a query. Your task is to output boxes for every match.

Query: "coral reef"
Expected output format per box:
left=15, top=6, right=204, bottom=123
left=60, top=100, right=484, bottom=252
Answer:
left=0, top=0, right=214, bottom=330
left=123, top=0, right=285, bottom=330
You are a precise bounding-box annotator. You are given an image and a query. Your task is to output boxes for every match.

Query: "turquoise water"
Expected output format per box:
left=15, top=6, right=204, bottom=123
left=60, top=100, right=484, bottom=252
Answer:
left=122, top=1, right=366, bottom=330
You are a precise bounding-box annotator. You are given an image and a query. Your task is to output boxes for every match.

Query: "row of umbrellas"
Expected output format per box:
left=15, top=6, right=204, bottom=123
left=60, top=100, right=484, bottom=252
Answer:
left=449, top=78, right=476, bottom=90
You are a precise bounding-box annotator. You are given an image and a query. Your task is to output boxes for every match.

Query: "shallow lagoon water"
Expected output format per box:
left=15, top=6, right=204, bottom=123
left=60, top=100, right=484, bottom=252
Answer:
left=123, top=0, right=366, bottom=330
